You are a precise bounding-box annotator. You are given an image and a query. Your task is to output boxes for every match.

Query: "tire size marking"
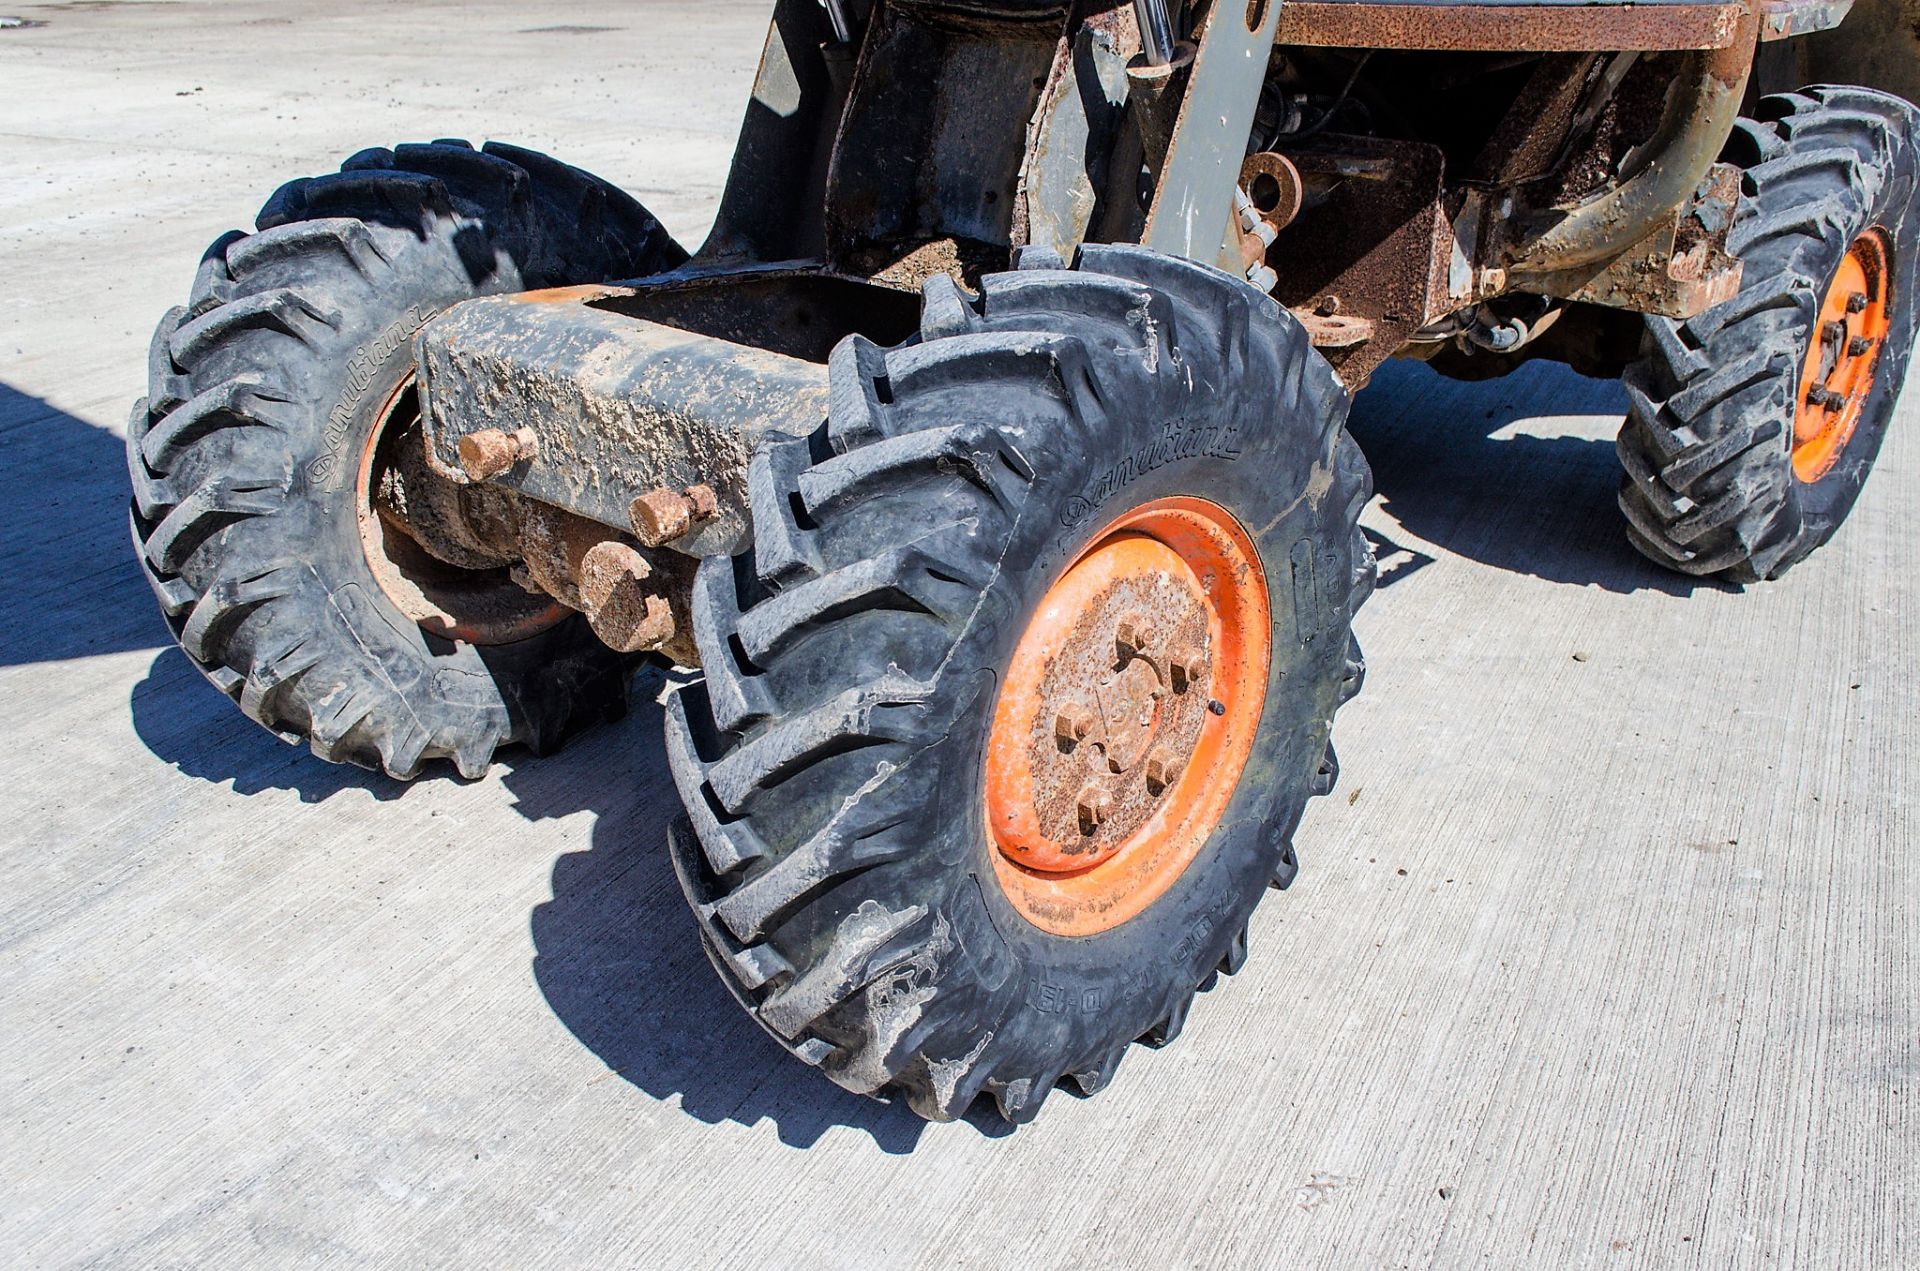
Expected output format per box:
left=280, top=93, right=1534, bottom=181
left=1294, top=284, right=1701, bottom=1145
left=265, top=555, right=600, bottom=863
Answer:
left=306, top=304, right=428, bottom=489
left=1061, top=418, right=1242, bottom=529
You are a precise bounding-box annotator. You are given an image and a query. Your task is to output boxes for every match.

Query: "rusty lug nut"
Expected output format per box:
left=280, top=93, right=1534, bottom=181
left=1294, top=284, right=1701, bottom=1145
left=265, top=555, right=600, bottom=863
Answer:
left=1167, top=643, right=1208, bottom=692
left=1055, top=705, right=1095, bottom=747
left=1807, top=386, right=1847, bottom=413
left=1114, top=614, right=1153, bottom=659
left=1847, top=291, right=1871, bottom=314
left=1145, top=748, right=1184, bottom=797
left=1849, top=336, right=1875, bottom=357
left=1824, top=319, right=1849, bottom=343
left=1076, top=786, right=1113, bottom=836
left=629, top=483, right=720, bottom=547
left=457, top=426, right=538, bottom=482
left=578, top=542, right=675, bottom=654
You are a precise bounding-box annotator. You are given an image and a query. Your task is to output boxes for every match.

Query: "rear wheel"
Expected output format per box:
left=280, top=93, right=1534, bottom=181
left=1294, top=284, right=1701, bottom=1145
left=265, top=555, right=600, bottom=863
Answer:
left=128, top=140, right=686, bottom=777
left=666, top=245, right=1374, bottom=1122
left=1618, top=87, right=1920, bottom=581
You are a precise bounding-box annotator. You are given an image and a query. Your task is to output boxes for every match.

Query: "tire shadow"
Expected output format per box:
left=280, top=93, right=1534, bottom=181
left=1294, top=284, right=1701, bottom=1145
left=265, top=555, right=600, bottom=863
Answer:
left=508, top=680, right=990, bottom=1153
left=1348, top=360, right=1737, bottom=597
left=128, top=647, right=412, bottom=802
left=0, top=382, right=173, bottom=667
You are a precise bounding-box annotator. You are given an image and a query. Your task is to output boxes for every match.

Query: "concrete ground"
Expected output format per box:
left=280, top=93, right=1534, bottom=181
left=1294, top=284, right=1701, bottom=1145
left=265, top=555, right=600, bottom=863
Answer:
left=2, top=2, right=1913, bottom=1266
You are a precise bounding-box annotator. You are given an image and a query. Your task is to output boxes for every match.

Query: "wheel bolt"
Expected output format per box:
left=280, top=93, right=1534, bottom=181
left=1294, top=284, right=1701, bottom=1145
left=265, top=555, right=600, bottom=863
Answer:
left=1167, top=643, right=1208, bottom=692
left=629, top=483, right=720, bottom=547
left=1145, top=748, right=1183, bottom=796
left=457, top=426, right=538, bottom=481
left=1115, top=614, right=1152, bottom=659
left=1076, top=786, right=1113, bottom=835
left=1847, top=291, right=1871, bottom=314
left=1055, top=705, right=1095, bottom=747
left=1808, top=386, right=1847, bottom=413
left=1849, top=336, right=1875, bottom=358
left=1825, top=319, right=1849, bottom=343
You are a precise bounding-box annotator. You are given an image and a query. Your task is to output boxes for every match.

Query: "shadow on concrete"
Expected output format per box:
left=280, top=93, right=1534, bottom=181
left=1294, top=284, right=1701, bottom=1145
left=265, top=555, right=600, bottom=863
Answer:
left=1348, top=360, right=1734, bottom=597
left=513, top=679, right=1000, bottom=1153
left=129, top=647, right=413, bottom=803
left=0, top=382, right=171, bottom=667
left=89, top=358, right=1734, bottom=1148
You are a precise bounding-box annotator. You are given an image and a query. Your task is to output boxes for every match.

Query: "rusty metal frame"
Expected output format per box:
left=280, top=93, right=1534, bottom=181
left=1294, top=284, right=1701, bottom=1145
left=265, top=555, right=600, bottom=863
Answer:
left=413, top=273, right=917, bottom=555
left=1274, top=2, right=1747, bottom=51
left=1506, top=7, right=1759, bottom=280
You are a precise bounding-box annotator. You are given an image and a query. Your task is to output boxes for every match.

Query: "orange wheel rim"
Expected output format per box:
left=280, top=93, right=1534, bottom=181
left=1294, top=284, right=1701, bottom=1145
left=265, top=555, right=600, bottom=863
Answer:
left=985, top=497, right=1270, bottom=936
left=1794, top=228, right=1893, bottom=484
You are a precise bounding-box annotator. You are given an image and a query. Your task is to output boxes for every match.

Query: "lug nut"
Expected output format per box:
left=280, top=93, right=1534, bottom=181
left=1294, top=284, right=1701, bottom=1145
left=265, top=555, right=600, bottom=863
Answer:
left=457, top=426, right=538, bottom=481
left=1167, top=643, right=1208, bottom=692
left=1055, top=705, right=1095, bottom=747
left=1847, top=291, right=1871, bottom=314
left=1825, top=320, right=1849, bottom=343
left=629, top=483, right=720, bottom=547
left=1115, top=614, right=1152, bottom=660
left=1076, top=786, right=1113, bottom=836
left=1145, top=748, right=1183, bottom=796
left=1808, top=386, right=1847, bottom=412
left=1849, top=336, right=1875, bottom=357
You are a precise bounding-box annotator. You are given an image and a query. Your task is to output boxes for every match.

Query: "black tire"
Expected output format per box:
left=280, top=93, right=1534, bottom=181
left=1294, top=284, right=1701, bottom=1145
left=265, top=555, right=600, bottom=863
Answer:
left=665, top=244, right=1375, bottom=1123
left=1618, top=87, right=1920, bottom=582
left=128, top=140, right=687, bottom=778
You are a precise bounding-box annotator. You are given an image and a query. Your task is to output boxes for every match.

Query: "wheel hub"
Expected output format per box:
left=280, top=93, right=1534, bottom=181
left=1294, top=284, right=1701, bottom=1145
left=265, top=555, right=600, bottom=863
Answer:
left=1794, top=228, right=1892, bottom=484
left=357, top=378, right=567, bottom=646
left=985, top=497, right=1270, bottom=935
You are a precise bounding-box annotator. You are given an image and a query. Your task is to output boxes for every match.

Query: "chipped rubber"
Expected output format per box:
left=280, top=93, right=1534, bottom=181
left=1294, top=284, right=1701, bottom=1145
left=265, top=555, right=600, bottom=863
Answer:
left=1619, top=86, right=1920, bottom=582
left=666, top=244, right=1375, bottom=1124
left=127, top=140, right=687, bottom=778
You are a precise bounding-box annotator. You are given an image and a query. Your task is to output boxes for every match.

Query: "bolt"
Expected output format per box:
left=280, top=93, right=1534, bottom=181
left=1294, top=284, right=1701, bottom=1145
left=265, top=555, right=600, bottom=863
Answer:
left=1849, top=336, right=1875, bottom=358
left=629, top=484, right=720, bottom=547
left=1847, top=291, right=1871, bottom=314
left=457, top=426, right=538, bottom=482
left=1076, top=786, right=1113, bottom=836
left=1807, top=386, right=1847, bottom=413
left=1145, top=748, right=1183, bottom=796
left=1825, top=319, right=1850, bottom=343
left=1115, top=614, right=1153, bottom=660
left=578, top=541, right=674, bottom=653
left=1167, top=643, right=1208, bottom=692
left=1055, top=705, right=1095, bottom=747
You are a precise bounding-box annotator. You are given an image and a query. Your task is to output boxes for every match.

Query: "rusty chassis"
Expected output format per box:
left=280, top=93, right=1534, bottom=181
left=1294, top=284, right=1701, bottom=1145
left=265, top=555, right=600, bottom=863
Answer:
left=413, top=0, right=1848, bottom=663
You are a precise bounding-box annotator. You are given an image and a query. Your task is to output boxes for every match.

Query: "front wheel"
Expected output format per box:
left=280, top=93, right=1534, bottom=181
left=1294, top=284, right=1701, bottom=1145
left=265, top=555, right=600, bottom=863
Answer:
left=1619, top=87, right=1920, bottom=582
left=665, top=245, right=1374, bottom=1123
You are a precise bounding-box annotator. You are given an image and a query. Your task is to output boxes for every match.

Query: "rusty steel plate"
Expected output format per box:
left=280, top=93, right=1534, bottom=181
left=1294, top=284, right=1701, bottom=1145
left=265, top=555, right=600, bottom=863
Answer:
left=1274, top=2, right=1746, bottom=52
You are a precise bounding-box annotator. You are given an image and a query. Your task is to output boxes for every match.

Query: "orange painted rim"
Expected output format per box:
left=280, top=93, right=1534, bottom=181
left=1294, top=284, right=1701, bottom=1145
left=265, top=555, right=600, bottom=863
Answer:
left=985, top=497, right=1271, bottom=937
left=1794, top=228, right=1893, bottom=484
left=355, top=378, right=567, bottom=646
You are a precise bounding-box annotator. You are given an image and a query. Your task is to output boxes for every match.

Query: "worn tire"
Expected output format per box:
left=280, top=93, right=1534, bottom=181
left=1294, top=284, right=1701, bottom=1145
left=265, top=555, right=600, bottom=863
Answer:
left=1618, top=87, right=1920, bottom=581
left=129, top=140, right=687, bottom=777
left=665, top=245, right=1374, bottom=1123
